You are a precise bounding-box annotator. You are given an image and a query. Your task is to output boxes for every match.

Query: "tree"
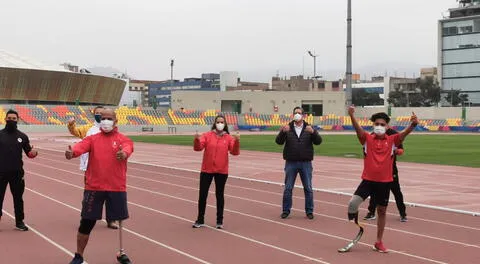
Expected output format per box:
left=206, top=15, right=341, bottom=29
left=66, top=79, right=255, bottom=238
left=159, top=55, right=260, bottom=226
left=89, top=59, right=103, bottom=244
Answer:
left=417, top=77, right=441, bottom=106
left=388, top=88, right=408, bottom=107
left=149, top=97, right=157, bottom=110
left=444, top=89, right=469, bottom=106
left=387, top=77, right=441, bottom=107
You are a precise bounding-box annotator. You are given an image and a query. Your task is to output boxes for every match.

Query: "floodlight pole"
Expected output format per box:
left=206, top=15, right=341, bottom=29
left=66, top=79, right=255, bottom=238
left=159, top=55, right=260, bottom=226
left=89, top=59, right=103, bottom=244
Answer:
left=307, top=51, right=318, bottom=79
left=170, top=59, right=174, bottom=87
left=345, top=0, right=353, bottom=107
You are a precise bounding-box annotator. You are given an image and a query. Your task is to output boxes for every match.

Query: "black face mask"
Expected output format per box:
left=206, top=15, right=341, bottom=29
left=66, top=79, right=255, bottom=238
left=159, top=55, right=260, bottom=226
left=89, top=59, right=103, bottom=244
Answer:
left=5, top=120, right=17, bottom=132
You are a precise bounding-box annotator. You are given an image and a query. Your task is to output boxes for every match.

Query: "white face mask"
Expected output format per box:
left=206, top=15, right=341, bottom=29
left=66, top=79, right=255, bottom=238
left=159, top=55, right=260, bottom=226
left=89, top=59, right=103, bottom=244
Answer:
left=215, top=123, right=225, bottom=131
left=100, top=120, right=114, bottom=132
left=294, top=113, right=303, bottom=122
left=373, top=126, right=386, bottom=136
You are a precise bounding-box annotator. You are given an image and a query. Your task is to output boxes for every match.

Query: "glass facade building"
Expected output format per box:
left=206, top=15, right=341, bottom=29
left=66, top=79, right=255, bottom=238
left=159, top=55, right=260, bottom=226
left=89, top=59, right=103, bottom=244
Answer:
left=439, top=1, right=480, bottom=105
left=148, top=74, right=220, bottom=107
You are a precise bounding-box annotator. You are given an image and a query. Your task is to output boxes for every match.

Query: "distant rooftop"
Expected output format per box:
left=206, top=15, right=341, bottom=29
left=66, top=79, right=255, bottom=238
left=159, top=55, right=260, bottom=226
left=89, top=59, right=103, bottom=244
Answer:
left=448, top=0, right=480, bottom=18
left=0, top=50, right=68, bottom=72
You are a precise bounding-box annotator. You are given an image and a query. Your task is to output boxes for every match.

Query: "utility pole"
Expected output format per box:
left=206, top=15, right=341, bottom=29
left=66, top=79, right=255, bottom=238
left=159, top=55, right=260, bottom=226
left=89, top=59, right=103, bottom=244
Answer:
left=170, top=59, right=174, bottom=87
left=307, top=51, right=318, bottom=79
left=345, top=0, right=353, bottom=107
left=451, top=87, right=454, bottom=106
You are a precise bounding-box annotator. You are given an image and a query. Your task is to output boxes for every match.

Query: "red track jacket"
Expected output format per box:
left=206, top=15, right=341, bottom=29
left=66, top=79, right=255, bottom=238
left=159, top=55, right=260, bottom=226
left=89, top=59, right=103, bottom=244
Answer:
left=72, top=128, right=134, bottom=191
left=194, top=130, right=240, bottom=174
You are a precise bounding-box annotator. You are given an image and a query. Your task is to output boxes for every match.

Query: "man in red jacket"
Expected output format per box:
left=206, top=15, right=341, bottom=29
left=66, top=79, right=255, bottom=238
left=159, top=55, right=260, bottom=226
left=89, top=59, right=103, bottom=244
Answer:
left=65, top=108, right=134, bottom=264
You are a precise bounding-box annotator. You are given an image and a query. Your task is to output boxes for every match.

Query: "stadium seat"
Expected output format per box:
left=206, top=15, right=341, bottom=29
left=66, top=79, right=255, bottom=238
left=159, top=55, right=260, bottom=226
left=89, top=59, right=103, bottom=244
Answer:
left=0, top=104, right=476, bottom=133
left=0, top=106, right=5, bottom=125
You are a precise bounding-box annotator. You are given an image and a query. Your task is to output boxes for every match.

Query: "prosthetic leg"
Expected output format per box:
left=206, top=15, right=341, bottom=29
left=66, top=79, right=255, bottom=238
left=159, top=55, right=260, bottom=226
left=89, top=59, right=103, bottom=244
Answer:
left=116, top=221, right=132, bottom=264
left=338, top=213, right=364, bottom=253
left=338, top=195, right=365, bottom=253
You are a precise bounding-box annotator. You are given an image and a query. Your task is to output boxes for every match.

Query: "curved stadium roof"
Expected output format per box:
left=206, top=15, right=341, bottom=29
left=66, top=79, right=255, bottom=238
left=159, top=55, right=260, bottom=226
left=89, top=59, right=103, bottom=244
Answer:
left=0, top=49, right=68, bottom=72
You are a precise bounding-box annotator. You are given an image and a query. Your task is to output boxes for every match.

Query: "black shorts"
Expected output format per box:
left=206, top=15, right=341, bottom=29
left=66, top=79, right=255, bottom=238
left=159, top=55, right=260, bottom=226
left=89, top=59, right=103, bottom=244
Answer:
left=81, top=190, right=129, bottom=221
left=354, top=180, right=391, bottom=207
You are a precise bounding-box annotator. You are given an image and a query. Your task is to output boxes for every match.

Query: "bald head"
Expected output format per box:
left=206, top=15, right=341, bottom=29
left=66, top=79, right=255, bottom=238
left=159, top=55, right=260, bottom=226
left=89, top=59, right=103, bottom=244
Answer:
left=99, top=108, right=118, bottom=133
left=101, top=108, right=117, bottom=121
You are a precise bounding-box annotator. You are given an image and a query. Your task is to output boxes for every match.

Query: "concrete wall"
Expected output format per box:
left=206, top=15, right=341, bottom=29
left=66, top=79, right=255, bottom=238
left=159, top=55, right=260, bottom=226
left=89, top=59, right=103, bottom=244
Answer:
left=466, top=107, right=480, bottom=120
left=352, top=106, right=480, bottom=120
left=171, top=90, right=346, bottom=116
left=17, top=125, right=213, bottom=134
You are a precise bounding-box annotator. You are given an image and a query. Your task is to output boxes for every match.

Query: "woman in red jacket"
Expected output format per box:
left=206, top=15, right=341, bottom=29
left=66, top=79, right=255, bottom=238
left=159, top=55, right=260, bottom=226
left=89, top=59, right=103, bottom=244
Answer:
left=193, top=115, right=240, bottom=229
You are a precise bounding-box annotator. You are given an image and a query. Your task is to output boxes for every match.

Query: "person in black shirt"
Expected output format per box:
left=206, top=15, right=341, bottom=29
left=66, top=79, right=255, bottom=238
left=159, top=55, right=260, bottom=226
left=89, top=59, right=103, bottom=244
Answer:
left=363, top=127, right=408, bottom=222
left=275, top=107, right=322, bottom=220
left=0, top=110, right=38, bottom=231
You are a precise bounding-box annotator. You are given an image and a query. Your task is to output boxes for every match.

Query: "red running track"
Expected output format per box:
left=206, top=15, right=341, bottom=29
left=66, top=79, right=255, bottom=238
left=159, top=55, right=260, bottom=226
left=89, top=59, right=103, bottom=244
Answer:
left=34, top=139, right=480, bottom=214
left=0, top=148, right=479, bottom=263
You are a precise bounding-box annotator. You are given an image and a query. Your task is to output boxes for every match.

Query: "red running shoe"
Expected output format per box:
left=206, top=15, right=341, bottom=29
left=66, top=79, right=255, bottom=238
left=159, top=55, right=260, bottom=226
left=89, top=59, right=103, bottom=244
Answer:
left=373, top=241, right=388, bottom=253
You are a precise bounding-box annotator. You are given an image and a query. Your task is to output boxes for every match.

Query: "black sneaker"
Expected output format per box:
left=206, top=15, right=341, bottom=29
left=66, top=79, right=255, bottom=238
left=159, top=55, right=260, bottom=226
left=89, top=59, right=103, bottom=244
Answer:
left=281, top=212, right=289, bottom=219
left=117, top=253, right=132, bottom=264
left=69, top=253, right=84, bottom=264
left=363, top=212, right=376, bottom=220
left=15, top=221, right=28, bottom=231
left=306, top=213, right=314, bottom=220
left=192, top=221, right=205, bottom=228
left=400, top=215, right=408, bottom=222
left=107, top=221, right=118, bottom=229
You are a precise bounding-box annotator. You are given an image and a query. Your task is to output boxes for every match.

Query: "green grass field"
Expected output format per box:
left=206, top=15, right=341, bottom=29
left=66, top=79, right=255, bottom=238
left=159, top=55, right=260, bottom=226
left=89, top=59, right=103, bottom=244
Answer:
left=129, top=134, right=480, bottom=168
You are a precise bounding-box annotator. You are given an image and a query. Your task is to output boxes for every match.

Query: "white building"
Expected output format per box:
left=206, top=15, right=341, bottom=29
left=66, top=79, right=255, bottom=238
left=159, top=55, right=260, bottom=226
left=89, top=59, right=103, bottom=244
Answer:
left=118, top=79, right=142, bottom=106
left=220, top=71, right=238, bottom=91
left=438, top=0, right=480, bottom=105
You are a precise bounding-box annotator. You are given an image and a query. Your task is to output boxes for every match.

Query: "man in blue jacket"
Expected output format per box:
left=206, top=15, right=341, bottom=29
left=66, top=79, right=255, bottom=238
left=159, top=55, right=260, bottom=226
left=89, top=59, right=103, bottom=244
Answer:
left=275, top=107, right=322, bottom=220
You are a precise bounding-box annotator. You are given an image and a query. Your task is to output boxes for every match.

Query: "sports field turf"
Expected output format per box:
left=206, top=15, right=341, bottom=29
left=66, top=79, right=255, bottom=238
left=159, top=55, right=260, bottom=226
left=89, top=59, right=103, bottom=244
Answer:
left=130, top=134, right=480, bottom=168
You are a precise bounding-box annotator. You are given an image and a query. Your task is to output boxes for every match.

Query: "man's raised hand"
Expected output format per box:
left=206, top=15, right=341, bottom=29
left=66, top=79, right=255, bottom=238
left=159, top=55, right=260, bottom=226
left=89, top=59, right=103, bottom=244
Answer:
left=65, top=145, right=73, bottom=160
left=410, top=112, right=418, bottom=126
left=116, top=145, right=127, bottom=160
left=29, top=145, right=38, bottom=157
left=68, top=118, right=75, bottom=126
left=348, top=105, right=355, bottom=116
left=305, top=125, right=314, bottom=134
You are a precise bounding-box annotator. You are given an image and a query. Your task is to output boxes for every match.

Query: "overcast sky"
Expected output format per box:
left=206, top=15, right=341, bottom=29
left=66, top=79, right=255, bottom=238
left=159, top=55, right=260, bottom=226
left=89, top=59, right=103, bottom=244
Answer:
left=2, top=0, right=457, bottom=82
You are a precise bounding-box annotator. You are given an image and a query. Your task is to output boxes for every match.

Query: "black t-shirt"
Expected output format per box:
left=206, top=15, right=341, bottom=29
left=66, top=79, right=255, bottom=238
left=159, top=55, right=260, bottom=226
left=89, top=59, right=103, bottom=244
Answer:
left=0, top=128, right=32, bottom=173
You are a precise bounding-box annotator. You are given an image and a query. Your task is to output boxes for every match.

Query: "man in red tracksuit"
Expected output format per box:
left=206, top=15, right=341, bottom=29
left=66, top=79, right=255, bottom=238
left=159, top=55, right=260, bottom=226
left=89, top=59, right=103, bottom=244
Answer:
left=65, top=109, right=134, bottom=264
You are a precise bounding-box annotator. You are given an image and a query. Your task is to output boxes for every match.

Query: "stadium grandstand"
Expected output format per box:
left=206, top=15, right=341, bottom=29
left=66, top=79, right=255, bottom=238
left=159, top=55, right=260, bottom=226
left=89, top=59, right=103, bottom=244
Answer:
left=0, top=50, right=126, bottom=106
left=0, top=104, right=478, bottom=132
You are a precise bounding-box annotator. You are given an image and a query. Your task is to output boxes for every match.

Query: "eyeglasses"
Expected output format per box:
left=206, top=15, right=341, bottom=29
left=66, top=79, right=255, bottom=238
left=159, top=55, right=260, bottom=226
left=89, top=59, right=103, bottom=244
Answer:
left=374, top=123, right=386, bottom=127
